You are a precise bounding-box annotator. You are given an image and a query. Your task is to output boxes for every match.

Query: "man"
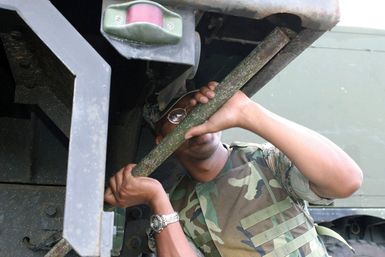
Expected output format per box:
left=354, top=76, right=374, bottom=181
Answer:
left=105, top=82, right=363, bottom=257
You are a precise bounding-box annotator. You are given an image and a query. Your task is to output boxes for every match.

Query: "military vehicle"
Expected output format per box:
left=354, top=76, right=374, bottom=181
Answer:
left=223, top=1, right=385, bottom=256
left=2, top=0, right=381, bottom=257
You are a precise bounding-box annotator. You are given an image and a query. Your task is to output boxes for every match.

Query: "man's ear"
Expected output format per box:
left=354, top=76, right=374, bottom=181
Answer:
left=155, top=135, right=163, bottom=145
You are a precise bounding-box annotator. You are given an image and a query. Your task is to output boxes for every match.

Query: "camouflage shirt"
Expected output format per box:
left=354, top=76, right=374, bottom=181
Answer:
left=168, top=142, right=332, bottom=257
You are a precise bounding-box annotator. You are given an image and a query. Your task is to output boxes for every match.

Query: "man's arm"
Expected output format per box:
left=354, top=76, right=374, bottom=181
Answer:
left=186, top=82, right=363, bottom=199
left=104, top=164, right=197, bottom=257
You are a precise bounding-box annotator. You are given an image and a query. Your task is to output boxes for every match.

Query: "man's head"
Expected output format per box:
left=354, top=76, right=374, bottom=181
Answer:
left=153, top=90, right=196, bottom=137
left=150, top=90, right=222, bottom=161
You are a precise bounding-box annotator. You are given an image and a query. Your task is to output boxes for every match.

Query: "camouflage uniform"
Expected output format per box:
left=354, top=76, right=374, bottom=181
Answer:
left=169, top=142, right=332, bottom=257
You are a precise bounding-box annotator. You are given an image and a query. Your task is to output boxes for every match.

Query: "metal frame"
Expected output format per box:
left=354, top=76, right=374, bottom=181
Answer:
left=0, top=0, right=112, bottom=256
left=242, top=28, right=325, bottom=97
left=157, top=0, right=340, bottom=30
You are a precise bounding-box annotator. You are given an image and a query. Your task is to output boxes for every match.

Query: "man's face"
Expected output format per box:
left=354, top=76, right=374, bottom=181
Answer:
left=155, top=94, right=222, bottom=161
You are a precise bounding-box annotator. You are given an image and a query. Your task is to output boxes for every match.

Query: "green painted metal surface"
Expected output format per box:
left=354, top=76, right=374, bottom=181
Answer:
left=223, top=26, right=385, bottom=208
left=103, top=0, right=183, bottom=44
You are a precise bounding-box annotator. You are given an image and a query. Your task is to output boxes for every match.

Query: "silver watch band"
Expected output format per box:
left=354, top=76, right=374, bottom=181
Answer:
left=150, top=211, right=180, bottom=233
left=162, top=212, right=179, bottom=225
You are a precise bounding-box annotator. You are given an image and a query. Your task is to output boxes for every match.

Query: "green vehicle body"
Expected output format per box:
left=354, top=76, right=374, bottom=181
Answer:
left=224, top=24, right=385, bottom=247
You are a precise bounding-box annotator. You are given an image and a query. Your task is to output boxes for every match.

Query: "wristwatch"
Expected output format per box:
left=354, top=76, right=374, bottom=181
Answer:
left=150, top=212, right=179, bottom=233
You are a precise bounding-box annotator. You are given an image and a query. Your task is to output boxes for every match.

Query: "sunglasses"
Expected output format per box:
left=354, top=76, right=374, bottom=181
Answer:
left=167, top=104, right=192, bottom=125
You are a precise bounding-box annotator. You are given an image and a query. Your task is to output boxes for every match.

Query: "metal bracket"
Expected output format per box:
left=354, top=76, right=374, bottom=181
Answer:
left=101, top=212, right=114, bottom=257
left=101, top=0, right=196, bottom=65
left=0, top=0, right=112, bottom=256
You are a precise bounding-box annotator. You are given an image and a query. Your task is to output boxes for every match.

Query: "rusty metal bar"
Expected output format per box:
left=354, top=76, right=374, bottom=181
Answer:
left=44, top=239, right=72, bottom=257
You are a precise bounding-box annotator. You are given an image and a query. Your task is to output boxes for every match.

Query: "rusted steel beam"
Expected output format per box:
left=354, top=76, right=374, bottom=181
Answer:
left=44, top=239, right=72, bottom=257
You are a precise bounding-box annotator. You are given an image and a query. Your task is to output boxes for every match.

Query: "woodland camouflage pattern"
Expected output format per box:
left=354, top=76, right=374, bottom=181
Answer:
left=169, top=142, right=330, bottom=257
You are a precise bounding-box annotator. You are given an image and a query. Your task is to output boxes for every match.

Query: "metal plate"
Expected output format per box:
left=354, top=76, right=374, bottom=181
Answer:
left=0, top=184, right=78, bottom=257
left=101, top=0, right=196, bottom=65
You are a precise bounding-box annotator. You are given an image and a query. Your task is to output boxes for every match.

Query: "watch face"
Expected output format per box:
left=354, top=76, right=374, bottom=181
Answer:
left=150, top=215, right=164, bottom=232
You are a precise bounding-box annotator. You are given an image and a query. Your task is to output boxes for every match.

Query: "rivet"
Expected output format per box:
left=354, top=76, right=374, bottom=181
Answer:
left=130, top=236, right=141, bottom=249
left=10, top=31, right=22, bottom=40
left=167, top=23, right=174, bottom=31
left=19, top=59, right=31, bottom=69
left=128, top=207, right=142, bottom=219
left=45, top=205, right=57, bottom=217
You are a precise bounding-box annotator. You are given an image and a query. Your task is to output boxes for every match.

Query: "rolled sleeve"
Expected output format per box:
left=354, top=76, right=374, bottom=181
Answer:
left=289, top=166, right=333, bottom=205
left=262, top=143, right=333, bottom=205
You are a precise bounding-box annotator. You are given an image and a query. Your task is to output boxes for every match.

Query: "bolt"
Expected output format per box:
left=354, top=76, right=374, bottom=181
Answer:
left=351, top=221, right=360, bottom=235
left=10, top=31, right=22, bottom=40
left=45, top=205, right=57, bottom=217
left=115, top=15, right=122, bottom=22
left=19, top=59, right=31, bottom=69
left=23, top=81, right=37, bottom=89
left=130, top=236, right=141, bottom=249
left=128, top=207, right=142, bottom=219
left=167, top=22, right=174, bottom=31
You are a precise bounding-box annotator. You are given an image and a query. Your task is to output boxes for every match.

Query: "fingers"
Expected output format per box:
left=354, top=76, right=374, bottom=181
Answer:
left=191, top=81, right=219, bottom=105
left=114, top=170, right=123, bottom=197
left=104, top=163, right=163, bottom=208
left=104, top=187, right=117, bottom=206
left=109, top=171, right=118, bottom=198
left=122, top=164, right=136, bottom=179
left=185, top=122, right=212, bottom=139
left=105, top=164, right=136, bottom=206
left=120, top=164, right=136, bottom=198
left=207, top=81, right=218, bottom=91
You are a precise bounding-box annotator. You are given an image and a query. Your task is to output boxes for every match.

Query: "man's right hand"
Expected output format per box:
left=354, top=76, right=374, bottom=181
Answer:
left=185, top=81, right=254, bottom=139
left=104, top=164, right=164, bottom=208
